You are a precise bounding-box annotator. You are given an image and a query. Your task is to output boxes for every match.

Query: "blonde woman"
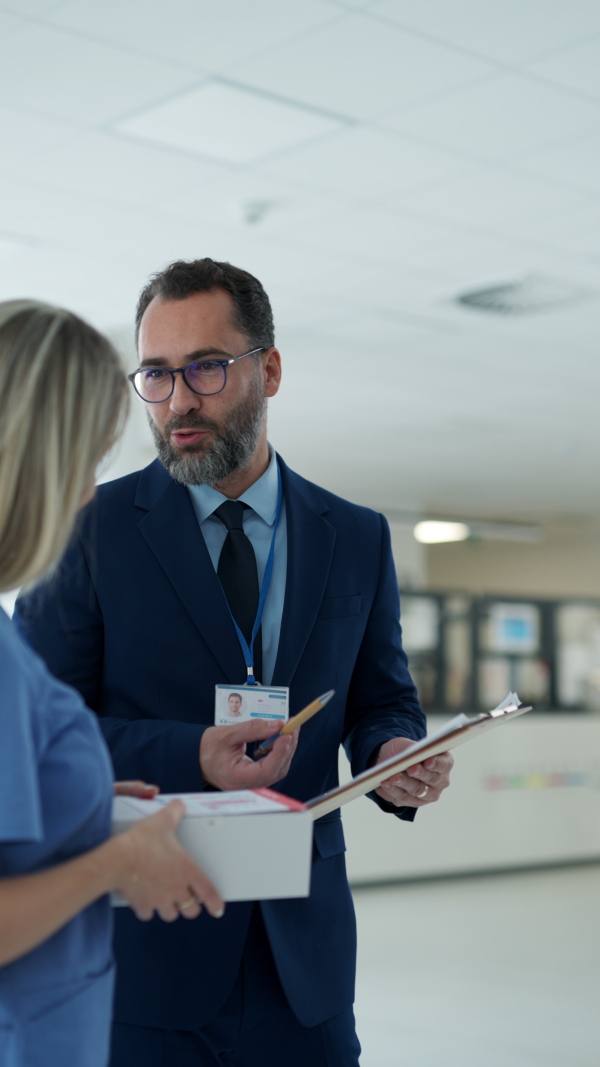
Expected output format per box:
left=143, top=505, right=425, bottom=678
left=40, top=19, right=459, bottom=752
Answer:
left=0, top=301, right=224, bottom=1067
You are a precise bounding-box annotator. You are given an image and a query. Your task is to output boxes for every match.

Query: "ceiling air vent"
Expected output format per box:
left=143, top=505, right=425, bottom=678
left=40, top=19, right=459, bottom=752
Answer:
left=455, top=274, right=595, bottom=316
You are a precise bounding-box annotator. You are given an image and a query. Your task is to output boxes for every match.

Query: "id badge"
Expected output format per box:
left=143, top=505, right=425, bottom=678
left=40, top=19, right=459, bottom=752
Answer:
left=214, top=684, right=290, bottom=726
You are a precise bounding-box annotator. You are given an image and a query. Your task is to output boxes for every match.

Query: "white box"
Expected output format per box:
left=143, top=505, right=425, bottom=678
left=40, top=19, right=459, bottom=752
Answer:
left=112, top=698, right=531, bottom=904
left=111, top=788, right=313, bottom=903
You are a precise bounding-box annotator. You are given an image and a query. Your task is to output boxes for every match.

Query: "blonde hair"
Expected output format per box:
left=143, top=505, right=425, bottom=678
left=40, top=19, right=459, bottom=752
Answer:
left=0, top=300, right=128, bottom=591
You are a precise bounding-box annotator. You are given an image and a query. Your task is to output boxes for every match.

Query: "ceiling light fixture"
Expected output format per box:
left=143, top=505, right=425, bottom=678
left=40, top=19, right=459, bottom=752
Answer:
left=413, top=521, right=470, bottom=544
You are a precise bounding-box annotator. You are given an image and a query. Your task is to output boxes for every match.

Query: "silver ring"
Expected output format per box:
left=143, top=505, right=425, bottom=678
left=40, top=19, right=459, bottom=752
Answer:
left=417, top=785, right=429, bottom=799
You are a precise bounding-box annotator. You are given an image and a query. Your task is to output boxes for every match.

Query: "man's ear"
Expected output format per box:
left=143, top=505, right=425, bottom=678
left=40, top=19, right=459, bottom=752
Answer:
left=263, top=348, right=282, bottom=398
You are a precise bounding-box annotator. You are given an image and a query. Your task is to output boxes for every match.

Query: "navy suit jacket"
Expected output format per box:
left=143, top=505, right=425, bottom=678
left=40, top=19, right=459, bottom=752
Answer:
left=15, top=455, right=425, bottom=1029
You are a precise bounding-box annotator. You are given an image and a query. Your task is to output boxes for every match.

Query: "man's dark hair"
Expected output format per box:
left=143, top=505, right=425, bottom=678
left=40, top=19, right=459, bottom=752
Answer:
left=135, top=258, right=275, bottom=350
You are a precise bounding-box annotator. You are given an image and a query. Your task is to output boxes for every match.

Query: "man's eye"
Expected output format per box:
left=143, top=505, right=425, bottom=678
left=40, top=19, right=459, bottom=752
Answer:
left=191, top=360, right=221, bottom=374
left=143, top=368, right=169, bottom=381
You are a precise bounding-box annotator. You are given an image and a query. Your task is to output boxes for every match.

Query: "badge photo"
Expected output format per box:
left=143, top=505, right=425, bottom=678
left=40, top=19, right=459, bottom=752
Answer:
left=214, top=684, right=289, bottom=726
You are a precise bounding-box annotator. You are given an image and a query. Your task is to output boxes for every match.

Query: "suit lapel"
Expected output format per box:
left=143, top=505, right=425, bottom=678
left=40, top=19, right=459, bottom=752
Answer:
left=272, top=461, right=336, bottom=687
left=135, top=463, right=245, bottom=682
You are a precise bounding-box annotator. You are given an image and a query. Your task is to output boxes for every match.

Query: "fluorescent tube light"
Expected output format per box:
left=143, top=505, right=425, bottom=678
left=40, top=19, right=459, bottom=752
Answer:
left=414, top=521, right=470, bottom=544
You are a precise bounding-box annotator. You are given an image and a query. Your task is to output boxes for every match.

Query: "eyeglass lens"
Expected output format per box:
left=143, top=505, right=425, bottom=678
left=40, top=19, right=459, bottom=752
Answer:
left=134, top=360, right=226, bottom=401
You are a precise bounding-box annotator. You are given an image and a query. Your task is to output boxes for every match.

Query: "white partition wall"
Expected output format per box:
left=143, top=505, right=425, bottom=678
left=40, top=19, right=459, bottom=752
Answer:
left=341, top=715, right=600, bottom=883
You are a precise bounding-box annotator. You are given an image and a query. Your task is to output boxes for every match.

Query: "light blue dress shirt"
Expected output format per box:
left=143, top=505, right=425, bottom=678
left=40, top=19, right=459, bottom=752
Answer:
left=187, top=448, right=287, bottom=686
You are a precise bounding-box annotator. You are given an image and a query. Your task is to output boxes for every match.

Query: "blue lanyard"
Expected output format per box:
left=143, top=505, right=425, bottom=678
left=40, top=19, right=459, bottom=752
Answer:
left=222, top=465, right=283, bottom=686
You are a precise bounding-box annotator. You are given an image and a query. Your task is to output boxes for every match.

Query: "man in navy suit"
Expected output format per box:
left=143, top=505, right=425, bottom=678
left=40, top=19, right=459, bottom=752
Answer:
left=15, top=259, right=453, bottom=1067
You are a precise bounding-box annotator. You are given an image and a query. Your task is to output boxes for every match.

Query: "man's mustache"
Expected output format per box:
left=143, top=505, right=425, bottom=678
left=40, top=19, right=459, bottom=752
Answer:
left=163, top=415, right=220, bottom=435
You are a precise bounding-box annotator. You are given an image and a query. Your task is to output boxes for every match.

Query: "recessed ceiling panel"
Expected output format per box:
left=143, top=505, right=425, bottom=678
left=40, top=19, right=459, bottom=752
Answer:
left=115, top=81, right=346, bottom=164
left=49, top=0, right=338, bottom=72
left=371, top=0, right=600, bottom=64
left=230, top=12, right=494, bottom=121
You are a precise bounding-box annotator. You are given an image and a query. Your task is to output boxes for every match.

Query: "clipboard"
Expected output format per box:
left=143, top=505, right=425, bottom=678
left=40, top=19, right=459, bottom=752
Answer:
left=307, top=692, right=532, bottom=820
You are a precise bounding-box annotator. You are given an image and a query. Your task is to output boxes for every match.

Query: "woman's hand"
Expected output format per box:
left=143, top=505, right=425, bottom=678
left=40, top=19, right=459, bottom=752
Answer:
left=114, top=780, right=159, bottom=799
left=114, top=799, right=225, bottom=923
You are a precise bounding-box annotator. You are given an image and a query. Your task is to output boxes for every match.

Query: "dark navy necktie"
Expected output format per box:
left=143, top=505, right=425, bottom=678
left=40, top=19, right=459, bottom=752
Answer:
left=214, top=500, right=262, bottom=683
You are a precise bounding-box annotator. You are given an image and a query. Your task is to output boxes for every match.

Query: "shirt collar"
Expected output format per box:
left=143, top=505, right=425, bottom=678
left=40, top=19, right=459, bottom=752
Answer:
left=187, top=447, right=279, bottom=526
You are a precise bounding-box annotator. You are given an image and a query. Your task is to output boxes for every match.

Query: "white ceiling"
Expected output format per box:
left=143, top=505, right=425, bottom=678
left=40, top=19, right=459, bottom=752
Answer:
left=1, top=0, right=600, bottom=522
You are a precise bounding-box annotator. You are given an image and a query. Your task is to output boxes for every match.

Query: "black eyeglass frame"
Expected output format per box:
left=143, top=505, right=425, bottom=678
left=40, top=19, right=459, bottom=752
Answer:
left=128, top=346, right=266, bottom=403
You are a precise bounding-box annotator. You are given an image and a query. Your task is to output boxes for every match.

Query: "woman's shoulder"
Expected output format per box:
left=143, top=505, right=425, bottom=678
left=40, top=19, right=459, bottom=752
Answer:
left=0, top=608, right=85, bottom=740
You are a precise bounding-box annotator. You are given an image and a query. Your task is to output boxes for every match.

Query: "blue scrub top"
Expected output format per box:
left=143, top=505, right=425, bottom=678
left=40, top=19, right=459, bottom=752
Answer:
left=0, top=606, right=115, bottom=1067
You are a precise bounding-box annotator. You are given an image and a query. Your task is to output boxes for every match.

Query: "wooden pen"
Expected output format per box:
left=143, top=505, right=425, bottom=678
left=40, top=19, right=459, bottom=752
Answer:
left=254, top=689, right=335, bottom=757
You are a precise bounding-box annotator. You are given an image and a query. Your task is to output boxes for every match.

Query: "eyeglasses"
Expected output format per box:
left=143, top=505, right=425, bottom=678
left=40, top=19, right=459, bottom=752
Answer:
left=128, top=347, right=265, bottom=403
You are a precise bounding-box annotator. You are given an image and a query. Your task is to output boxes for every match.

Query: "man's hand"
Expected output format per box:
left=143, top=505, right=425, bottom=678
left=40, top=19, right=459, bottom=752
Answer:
left=200, top=719, right=299, bottom=791
left=375, top=736, right=454, bottom=808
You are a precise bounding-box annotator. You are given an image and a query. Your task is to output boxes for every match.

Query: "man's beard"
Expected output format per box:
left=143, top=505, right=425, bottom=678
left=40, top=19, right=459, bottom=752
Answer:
left=148, top=374, right=266, bottom=486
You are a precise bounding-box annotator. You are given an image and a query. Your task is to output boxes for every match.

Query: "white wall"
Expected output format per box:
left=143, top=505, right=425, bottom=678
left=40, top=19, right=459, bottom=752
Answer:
left=426, top=521, right=600, bottom=599
left=341, top=714, right=600, bottom=883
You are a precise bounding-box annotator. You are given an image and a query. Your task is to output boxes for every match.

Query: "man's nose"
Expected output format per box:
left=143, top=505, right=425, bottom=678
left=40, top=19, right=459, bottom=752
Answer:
left=169, top=372, right=202, bottom=416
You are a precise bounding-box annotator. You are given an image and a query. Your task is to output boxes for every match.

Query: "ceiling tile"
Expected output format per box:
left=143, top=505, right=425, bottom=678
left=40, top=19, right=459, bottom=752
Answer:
left=0, top=105, right=81, bottom=172
left=47, top=0, right=339, bottom=71
left=527, top=37, right=600, bottom=103
left=419, top=236, right=595, bottom=297
left=114, top=81, right=346, bottom=164
left=0, top=241, right=142, bottom=329
left=369, top=0, right=600, bottom=64
left=0, top=173, right=207, bottom=269
left=0, top=10, right=25, bottom=35
left=159, top=170, right=348, bottom=236
left=230, top=12, right=495, bottom=121
left=237, top=232, right=455, bottom=313
left=0, top=174, right=89, bottom=243
left=392, top=166, right=588, bottom=232
left=317, top=309, right=455, bottom=346
left=259, top=126, right=471, bottom=200
left=500, top=200, right=600, bottom=258
left=0, top=131, right=233, bottom=208
left=0, top=233, right=39, bottom=262
left=0, top=24, right=204, bottom=125
left=381, top=74, right=600, bottom=164
left=321, top=1, right=378, bottom=8
left=267, top=203, right=455, bottom=264
left=519, top=131, right=600, bottom=197
left=0, top=1, right=64, bottom=14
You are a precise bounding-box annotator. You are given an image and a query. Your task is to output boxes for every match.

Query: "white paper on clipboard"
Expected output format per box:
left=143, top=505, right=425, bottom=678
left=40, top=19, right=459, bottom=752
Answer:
left=306, top=692, right=532, bottom=820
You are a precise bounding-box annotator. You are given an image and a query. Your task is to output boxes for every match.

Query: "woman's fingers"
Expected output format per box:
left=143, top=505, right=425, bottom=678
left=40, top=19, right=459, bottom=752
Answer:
left=114, top=780, right=159, bottom=797
left=177, top=896, right=203, bottom=920
left=158, top=797, right=186, bottom=826
left=157, top=902, right=181, bottom=922
left=189, top=870, right=225, bottom=919
left=118, top=800, right=224, bottom=922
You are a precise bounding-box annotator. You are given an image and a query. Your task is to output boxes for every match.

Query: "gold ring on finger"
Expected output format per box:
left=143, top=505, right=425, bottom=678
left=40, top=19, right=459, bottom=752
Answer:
left=179, top=897, right=197, bottom=911
left=417, top=785, right=429, bottom=799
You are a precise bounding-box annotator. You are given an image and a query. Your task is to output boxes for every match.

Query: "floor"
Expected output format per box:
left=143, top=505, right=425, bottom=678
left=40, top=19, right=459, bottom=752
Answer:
left=353, top=865, right=600, bottom=1067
